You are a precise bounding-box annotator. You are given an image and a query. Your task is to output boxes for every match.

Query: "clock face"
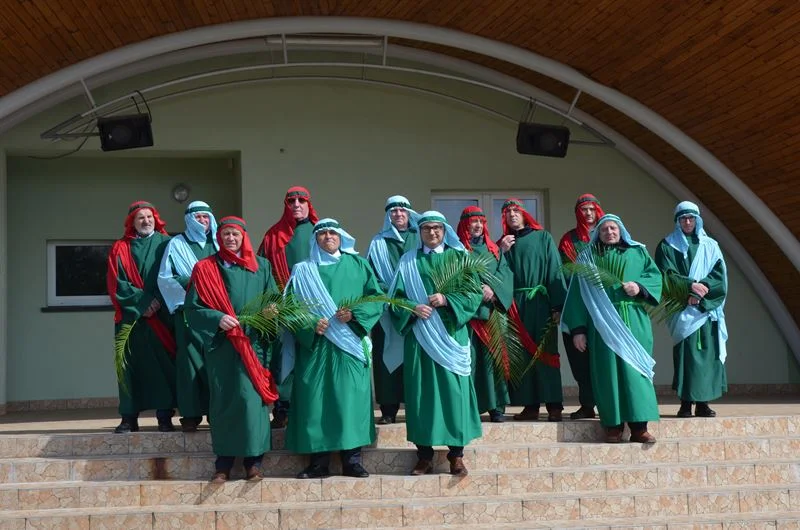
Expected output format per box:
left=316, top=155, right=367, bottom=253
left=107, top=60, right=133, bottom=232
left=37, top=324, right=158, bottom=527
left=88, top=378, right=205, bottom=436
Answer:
left=172, top=184, right=190, bottom=203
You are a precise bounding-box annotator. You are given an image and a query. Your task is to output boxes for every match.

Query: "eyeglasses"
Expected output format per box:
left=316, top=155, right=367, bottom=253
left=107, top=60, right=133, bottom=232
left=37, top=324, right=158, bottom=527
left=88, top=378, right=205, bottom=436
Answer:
left=287, top=198, right=307, bottom=205
left=421, top=225, right=444, bottom=233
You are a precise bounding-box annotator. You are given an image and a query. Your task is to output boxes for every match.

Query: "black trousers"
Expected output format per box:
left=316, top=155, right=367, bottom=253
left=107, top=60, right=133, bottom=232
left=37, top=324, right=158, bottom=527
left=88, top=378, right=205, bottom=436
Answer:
left=416, top=445, right=463, bottom=460
left=310, top=447, right=362, bottom=468
left=215, top=454, right=263, bottom=472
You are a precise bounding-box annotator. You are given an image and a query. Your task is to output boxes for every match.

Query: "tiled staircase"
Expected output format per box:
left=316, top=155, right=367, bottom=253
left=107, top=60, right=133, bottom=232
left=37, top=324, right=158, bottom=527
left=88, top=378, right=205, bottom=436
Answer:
left=0, top=415, right=798, bottom=529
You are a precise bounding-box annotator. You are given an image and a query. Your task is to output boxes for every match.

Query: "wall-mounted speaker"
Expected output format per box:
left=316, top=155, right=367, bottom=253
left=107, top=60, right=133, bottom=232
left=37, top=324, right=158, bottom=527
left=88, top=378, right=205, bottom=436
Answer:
left=97, top=114, right=154, bottom=152
left=516, top=123, right=570, bottom=158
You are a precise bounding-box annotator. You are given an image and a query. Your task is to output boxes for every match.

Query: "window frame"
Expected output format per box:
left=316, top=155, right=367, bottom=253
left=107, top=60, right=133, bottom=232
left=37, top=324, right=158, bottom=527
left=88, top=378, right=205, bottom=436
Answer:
left=46, top=240, right=114, bottom=307
left=430, top=190, right=547, bottom=231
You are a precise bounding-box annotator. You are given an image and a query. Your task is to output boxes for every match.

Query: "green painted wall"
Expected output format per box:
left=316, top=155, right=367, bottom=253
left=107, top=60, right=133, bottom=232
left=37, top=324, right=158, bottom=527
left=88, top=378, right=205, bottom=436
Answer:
left=1, top=77, right=795, bottom=401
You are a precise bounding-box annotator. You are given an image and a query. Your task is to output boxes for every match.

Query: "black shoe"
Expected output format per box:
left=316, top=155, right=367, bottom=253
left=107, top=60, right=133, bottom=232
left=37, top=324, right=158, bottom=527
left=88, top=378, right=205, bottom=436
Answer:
left=569, top=406, right=596, bottom=420
left=695, top=403, right=717, bottom=417
left=677, top=401, right=693, bottom=418
left=489, top=411, right=505, bottom=423
left=342, top=463, right=369, bottom=478
left=114, top=419, right=139, bottom=434
left=180, top=417, right=201, bottom=433
left=271, top=412, right=288, bottom=429
left=297, top=464, right=330, bottom=479
left=157, top=419, right=176, bottom=432
left=377, top=416, right=396, bottom=425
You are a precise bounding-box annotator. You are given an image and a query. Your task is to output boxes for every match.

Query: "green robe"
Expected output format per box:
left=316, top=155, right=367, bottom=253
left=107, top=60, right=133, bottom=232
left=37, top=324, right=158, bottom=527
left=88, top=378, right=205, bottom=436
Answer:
left=113, top=233, right=176, bottom=416
left=655, top=236, right=727, bottom=402
left=285, top=254, right=384, bottom=453
left=469, top=241, right=514, bottom=414
left=391, top=248, right=483, bottom=447
left=184, top=256, right=277, bottom=457
left=369, top=230, right=419, bottom=406
left=562, top=244, right=662, bottom=427
left=168, top=233, right=217, bottom=419
left=503, top=229, right=567, bottom=405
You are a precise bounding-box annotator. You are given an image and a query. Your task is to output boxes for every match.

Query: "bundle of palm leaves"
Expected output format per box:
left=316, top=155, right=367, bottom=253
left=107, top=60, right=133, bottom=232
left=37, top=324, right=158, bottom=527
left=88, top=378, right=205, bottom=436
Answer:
left=429, top=251, right=498, bottom=297
left=483, top=307, right=531, bottom=387
left=337, top=294, right=417, bottom=314
left=236, top=291, right=319, bottom=337
left=114, top=322, right=135, bottom=395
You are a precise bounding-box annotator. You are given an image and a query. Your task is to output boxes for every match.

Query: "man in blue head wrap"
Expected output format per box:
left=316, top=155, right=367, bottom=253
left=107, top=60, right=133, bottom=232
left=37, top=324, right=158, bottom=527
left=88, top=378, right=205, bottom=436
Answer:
left=366, top=195, right=420, bottom=424
left=283, top=219, right=385, bottom=479
left=157, top=200, right=219, bottom=432
left=655, top=201, right=728, bottom=418
left=562, top=214, right=662, bottom=444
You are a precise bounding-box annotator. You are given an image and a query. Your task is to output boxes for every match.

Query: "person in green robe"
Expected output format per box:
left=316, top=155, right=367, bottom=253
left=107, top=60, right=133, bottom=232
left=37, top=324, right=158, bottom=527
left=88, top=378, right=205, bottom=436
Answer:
left=390, top=211, right=483, bottom=477
left=185, top=216, right=280, bottom=483
left=107, top=201, right=177, bottom=434
left=257, top=186, right=320, bottom=428
left=367, top=195, right=420, bottom=424
left=498, top=198, right=567, bottom=422
left=284, top=218, right=384, bottom=479
left=655, top=201, right=728, bottom=418
left=157, top=201, right=219, bottom=432
left=562, top=214, right=662, bottom=444
left=456, top=206, right=514, bottom=422
left=558, top=194, right=605, bottom=420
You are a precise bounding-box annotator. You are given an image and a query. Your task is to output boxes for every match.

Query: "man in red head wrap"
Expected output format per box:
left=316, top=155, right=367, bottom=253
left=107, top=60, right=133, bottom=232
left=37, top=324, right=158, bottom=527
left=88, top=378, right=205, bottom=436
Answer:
left=106, top=201, right=176, bottom=434
left=498, top=199, right=567, bottom=422
left=185, top=216, right=280, bottom=483
left=257, top=186, right=319, bottom=428
left=558, top=194, right=605, bottom=420
left=457, top=206, right=515, bottom=422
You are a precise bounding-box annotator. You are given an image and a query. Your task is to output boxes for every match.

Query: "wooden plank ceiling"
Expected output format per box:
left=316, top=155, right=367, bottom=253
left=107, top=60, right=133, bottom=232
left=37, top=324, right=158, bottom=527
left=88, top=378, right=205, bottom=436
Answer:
left=1, top=0, right=799, bottom=326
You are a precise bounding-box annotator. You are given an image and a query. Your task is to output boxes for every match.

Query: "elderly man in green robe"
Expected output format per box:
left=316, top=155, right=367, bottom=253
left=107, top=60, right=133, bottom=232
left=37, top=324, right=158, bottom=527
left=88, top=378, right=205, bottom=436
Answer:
left=456, top=206, right=514, bottom=422
left=563, top=214, right=662, bottom=444
left=367, top=195, right=420, bottom=424
left=107, top=201, right=176, bottom=434
left=390, top=211, right=483, bottom=476
left=284, top=218, right=384, bottom=479
left=655, top=201, right=728, bottom=418
left=185, top=216, right=280, bottom=483
left=498, top=199, right=567, bottom=422
left=157, top=201, right=219, bottom=432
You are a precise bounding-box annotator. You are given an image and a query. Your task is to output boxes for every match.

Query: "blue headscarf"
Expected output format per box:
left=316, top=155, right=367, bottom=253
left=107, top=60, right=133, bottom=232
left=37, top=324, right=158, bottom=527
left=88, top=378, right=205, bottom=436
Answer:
left=183, top=201, right=218, bottom=247
left=665, top=201, right=706, bottom=258
left=308, top=218, right=358, bottom=266
left=417, top=210, right=466, bottom=252
left=590, top=213, right=644, bottom=248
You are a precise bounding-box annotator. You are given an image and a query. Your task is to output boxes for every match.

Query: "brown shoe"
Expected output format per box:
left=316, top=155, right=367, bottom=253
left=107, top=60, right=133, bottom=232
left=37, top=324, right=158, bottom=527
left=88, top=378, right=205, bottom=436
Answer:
left=569, top=406, right=596, bottom=420
left=410, top=459, right=433, bottom=476
left=447, top=456, right=468, bottom=477
left=245, top=466, right=264, bottom=481
left=210, top=471, right=229, bottom=484
left=605, top=427, right=624, bottom=443
left=547, top=409, right=563, bottom=422
left=630, top=430, right=657, bottom=444
left=513, top=406, right=539, bottom=421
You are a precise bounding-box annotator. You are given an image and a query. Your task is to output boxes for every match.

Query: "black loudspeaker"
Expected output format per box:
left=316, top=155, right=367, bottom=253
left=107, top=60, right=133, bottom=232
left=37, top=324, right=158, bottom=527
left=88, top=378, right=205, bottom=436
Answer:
left=516, top=123, right=570, bottom=158
left=97, top=114, right=154, bottom=152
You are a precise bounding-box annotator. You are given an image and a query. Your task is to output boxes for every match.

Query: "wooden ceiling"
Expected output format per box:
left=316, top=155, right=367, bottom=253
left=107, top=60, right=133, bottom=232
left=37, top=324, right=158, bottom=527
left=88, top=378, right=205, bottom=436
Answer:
left=2, top=1, right=799, bottom=326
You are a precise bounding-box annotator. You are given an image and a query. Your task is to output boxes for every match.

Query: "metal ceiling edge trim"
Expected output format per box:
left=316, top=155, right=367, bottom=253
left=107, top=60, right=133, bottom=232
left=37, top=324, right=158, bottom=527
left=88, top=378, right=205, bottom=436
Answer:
left=0, top=17, right=797, bottom=359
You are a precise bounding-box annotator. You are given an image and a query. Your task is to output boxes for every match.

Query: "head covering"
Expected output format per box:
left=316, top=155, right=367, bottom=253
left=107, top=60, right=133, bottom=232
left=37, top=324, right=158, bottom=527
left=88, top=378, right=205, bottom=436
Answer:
left=183, top=200, right=218, bottom=247
left=122, top=200, right=168, bottom=239
left=377, top=195, right=421, bottom=242
left=217, top=216, right=258, bottom=272
left=259, top=186, right=320, bottom=285
left=574, top=194, right=605, bottom=243
left=501, top=198, right=543, bottom=234
left=417, top=210, right=466, bottom=252
left=456, top=206, right=500, bottom=258
left=666, top=201, right=708, bottom=257
left=590, top=213, right=644, bottom=247
left=309, top=218, right=358, bottom=265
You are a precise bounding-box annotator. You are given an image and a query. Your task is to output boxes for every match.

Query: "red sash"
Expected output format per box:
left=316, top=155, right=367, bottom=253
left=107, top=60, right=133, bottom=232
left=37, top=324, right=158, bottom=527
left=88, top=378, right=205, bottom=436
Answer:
left=507, top=302, right=560, bottom=368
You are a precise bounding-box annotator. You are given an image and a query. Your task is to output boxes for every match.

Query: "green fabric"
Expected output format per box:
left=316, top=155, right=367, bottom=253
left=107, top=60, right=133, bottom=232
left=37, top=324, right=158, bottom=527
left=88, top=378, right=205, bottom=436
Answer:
left=504, top=230, right=567, bottom=405
left=469, top=242, right=514, bottom=413
left=184, top=256, right=277, bottom=457
left=114, top=233, right=176, bottom=416
left=370, top=230, right=419, bottom=405
left=563, top=244, right=662, bottom=427
left=390, top=248, right=483, bottom=447
left=655, top=237, right=728, bottom=402
left=172, top=234, right=217, bottom=418
left=559, top=229, right=591, bottom=285
left=285, top=254, right=384, bottom=453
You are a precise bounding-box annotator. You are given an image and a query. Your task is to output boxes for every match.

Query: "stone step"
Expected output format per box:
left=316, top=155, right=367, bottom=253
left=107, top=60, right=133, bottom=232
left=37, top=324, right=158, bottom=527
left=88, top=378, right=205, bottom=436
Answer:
left=0, top=459, right=797, bottom=510
left=0, top=488, right=798, bottom=528
left=0, top=436, right=797, bottom=482
left=1, top=415, right=797, bottom=458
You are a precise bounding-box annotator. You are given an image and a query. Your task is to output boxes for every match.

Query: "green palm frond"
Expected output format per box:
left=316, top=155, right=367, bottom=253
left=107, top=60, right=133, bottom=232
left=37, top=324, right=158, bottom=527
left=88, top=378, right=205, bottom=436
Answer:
left=562, top=243, right=627, bottom=290
left=429, top=251, right=497, bottom=297
left=237, top=291, right=319, bottom=338
left=337, top=294, right=417, bottom=314
left=483, top=308, right=531, bottom=388
left=647, top=273, right=692, bottom=323
left=516, top=285, right=550, bottom=300
left=530, top=315, right=559, bottom=369
left=114, top=322, right=135, bottom=395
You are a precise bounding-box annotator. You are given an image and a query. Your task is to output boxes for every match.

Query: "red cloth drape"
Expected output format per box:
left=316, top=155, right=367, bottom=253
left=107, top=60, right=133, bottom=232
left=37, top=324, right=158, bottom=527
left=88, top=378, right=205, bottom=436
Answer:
left=500, top=198, right=543, bottom=234
left=216, top=216, right=258, bottom=272
left=559, top=194, right=605, bottom=262
left=456, top=206, right=500, bottom=258
left=507, top=302, right=560, bottom=368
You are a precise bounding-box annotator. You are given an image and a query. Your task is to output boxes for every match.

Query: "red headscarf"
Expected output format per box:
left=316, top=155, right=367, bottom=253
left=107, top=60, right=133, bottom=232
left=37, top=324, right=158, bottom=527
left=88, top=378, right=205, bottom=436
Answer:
left=501, top=198, right=543, bottom=235
left=258, top=186, right=319, bottom=286
left=217, top=216, right=258, bottom=273
left=558, top=194, right=605, bottom=263
left=106, top=201, right=175, bottom=356
left=456, top=206, right=500, bottom=259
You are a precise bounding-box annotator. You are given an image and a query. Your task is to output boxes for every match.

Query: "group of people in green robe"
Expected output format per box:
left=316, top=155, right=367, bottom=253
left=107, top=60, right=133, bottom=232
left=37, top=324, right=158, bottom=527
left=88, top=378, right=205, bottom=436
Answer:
left=107, top=188, right=728, bottom=482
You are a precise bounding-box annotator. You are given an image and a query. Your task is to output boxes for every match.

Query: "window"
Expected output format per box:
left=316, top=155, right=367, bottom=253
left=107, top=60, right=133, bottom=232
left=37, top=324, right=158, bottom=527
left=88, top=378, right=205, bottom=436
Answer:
left=47, top=241, right=113, bottom=307
left=431, top=191, right=546, bottom=237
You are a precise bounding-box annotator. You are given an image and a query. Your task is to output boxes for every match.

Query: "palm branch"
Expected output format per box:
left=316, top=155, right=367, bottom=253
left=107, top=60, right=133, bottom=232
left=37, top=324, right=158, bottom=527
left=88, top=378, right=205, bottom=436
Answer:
left=483, top=308, right=531, bottom=388
left=236, top=291, right=319, bottom=337
left=337, top=294, right=417, bottom=314
left=647, top=273, right=692, bottom=323
left=523, top=314, right=559, bottom=374
left=113, top=322, right=135, bottom=395
left=516, top=285, right=549, bottom=300
left=562, top=243, right=627, bottom=290
left=429, top=251, right=497, bottom=297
